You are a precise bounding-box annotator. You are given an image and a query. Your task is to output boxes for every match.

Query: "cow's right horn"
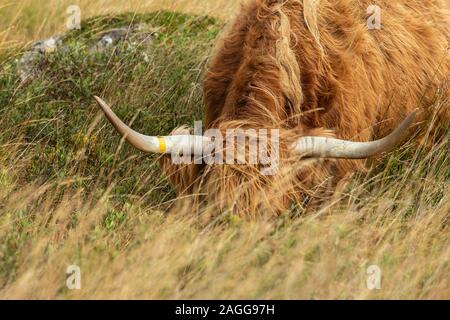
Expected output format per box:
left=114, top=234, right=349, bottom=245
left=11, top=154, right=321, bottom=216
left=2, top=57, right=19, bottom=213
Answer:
left=94, top=96, right=209, bottom=154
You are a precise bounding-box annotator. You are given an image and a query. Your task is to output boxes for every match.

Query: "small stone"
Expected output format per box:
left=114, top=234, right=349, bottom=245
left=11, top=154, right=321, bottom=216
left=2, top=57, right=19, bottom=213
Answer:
left=43, top=38, right=58, bottom=53
left=17, top=23, right=158, bottom=81
left=32, top=36, right=63, bottom=54
left=18, top=51, right=42, bottom=81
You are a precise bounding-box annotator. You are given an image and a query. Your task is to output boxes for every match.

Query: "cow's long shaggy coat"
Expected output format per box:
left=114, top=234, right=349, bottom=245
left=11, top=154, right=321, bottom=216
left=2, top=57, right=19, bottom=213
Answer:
left=161, top=0, right=449, bottom=216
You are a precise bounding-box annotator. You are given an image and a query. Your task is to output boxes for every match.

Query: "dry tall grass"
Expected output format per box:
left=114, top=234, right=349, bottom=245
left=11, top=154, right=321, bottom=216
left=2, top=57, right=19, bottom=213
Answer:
left=0, top=0, right=239, bottom=49
left=0, top=0, right=448, bottom=299
left=1, top=136, right=449, bottom=299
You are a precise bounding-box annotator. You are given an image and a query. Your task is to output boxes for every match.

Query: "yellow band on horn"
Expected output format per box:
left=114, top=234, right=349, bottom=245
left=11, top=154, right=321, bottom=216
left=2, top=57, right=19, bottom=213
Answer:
left=158, top=137, right=166, bottom=153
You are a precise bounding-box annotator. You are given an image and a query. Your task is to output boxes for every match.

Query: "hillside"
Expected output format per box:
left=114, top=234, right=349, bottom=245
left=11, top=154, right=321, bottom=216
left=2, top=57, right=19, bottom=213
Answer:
left=0, top=11, right=448, bottom=299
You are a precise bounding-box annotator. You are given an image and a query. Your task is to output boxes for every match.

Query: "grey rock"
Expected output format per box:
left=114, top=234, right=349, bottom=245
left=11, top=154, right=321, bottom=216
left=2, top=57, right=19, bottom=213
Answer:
left=17, top=36, right=64, bottom=81
left=17, top=24, right=158, bottom=81
left=91, top=25, right=157, bottom=53
left=31, top=35, right=64, bottom=54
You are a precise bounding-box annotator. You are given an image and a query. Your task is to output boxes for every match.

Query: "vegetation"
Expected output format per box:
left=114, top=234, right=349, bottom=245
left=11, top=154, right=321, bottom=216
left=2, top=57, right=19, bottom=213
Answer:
left=0, top=3, right=448, bottom=299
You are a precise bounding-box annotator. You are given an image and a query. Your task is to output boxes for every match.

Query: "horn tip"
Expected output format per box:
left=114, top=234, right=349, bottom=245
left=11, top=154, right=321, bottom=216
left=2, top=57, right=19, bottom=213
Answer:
left=93, top=95, right=103, bottom=104
left=93, top=96, right=111, bottom=113
left=404, top=108, right=419, bottom=128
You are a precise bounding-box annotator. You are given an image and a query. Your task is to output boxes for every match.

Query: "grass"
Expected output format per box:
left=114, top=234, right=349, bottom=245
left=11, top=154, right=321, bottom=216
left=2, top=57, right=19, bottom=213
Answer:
left=0, top=2, right=449, bottom=299
left=0, top=0, right=239, bottom=50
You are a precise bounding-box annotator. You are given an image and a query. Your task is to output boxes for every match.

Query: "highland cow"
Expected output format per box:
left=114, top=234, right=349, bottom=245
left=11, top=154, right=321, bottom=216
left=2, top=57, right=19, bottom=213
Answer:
left=95, top=0, right=449, bottom=215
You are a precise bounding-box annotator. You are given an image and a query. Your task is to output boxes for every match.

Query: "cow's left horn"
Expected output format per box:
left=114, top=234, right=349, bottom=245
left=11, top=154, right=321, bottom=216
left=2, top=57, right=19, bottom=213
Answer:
left=94, top=96, right=209, bottom=154
left=292, top=110, right=417, bottom=159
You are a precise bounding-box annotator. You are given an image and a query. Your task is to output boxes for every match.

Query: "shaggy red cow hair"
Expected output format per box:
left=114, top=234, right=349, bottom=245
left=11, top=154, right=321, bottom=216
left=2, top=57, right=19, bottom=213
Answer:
left=160, top=0, right=449, bottom=216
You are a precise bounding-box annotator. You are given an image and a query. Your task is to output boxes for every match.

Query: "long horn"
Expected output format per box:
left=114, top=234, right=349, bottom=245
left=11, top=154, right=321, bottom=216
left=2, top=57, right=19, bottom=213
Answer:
left=292, top=110, right=417, bottom=159
left=94, top=96, right=209, bottom=154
